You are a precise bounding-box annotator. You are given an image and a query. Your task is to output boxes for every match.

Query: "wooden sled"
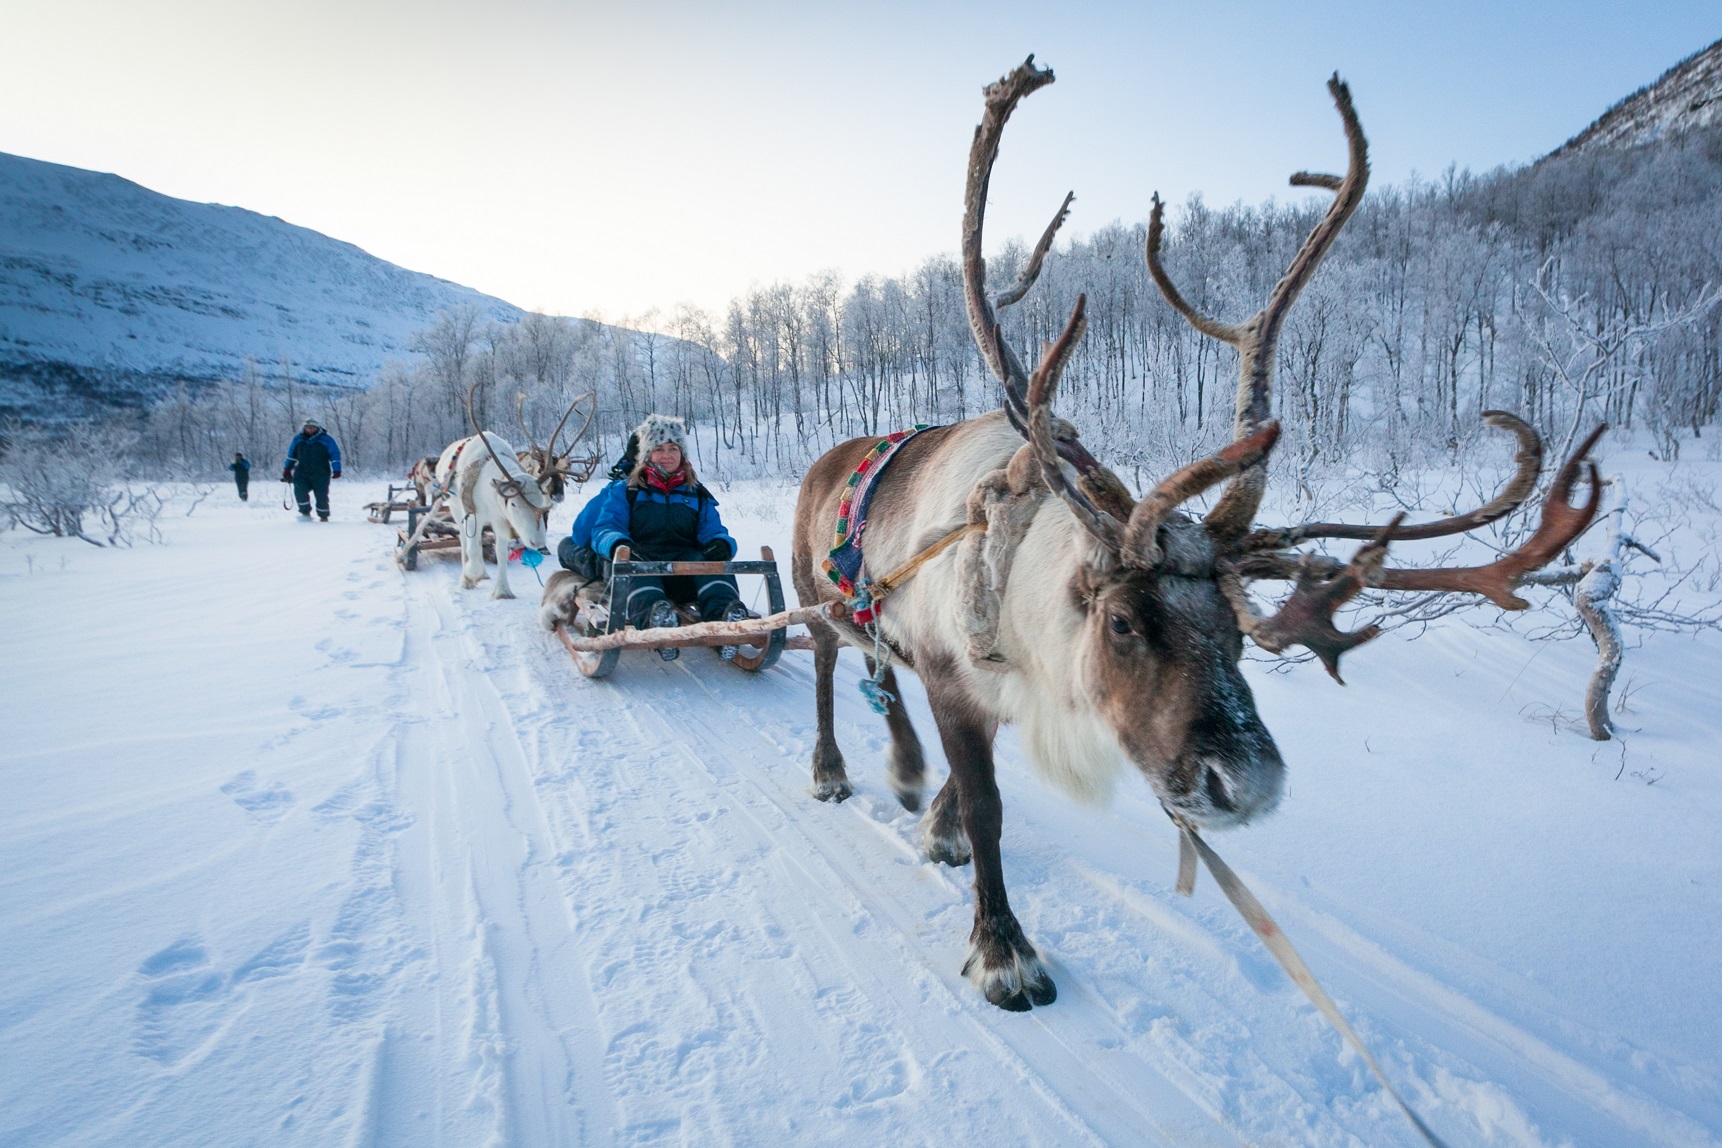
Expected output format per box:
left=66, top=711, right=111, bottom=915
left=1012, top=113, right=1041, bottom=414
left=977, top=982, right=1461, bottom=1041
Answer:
left=395, top=500, right=493, bottom=570
left=365, top=483, right=423, bottom=524
left=553, top=545, right=828, bottom=678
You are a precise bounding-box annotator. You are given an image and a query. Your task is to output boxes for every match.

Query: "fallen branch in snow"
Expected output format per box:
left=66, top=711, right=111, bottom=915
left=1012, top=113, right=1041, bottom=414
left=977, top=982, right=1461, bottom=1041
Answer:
left=1520, top=475, right=1661, bottom=740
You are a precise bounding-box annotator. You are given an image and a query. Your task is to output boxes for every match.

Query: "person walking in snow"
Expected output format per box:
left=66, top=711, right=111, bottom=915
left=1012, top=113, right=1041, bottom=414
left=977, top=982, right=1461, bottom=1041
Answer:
left=228, top=452, right=251, bottom=501
left=581, top=414, right=748, bottom=661
left=280, top=419, right=341, bottom=521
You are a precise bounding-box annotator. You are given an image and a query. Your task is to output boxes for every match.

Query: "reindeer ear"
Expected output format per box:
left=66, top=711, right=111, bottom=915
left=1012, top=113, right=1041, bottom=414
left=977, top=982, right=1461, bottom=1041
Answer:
left=1073, top=560, right=1108, bottom=608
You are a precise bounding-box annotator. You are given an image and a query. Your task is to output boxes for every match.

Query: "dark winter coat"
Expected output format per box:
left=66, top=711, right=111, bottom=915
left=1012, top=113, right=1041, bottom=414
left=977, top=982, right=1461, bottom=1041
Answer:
left=228, top=459, right=251, bottom=480
left=283, top=430, right=341, bottom=480
left=589, top=475, right=733, bottom=562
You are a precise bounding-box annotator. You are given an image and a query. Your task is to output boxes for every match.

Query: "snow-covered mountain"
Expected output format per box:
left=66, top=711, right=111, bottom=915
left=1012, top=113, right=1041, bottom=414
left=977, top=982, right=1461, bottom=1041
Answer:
left=0, top=151, right=522, bottom=420
left=1551, top=36, right=1722, bottom=157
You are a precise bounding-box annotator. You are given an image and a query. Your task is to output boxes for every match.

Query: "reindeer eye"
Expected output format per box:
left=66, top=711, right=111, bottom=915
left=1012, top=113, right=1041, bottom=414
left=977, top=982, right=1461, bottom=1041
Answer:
left=1108, top=614, right=1132, bottom=635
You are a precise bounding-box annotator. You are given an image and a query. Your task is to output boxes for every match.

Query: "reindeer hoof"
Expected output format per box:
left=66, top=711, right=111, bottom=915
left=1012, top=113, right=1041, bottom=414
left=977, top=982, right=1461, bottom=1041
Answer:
left=892, top=785, right=922, bottom=813
left=493, top=588, right=515, bottom=600
left=923, top=823, right=971, bottom=867
left=810, top=777, right=853, bottom=803
left=962, top=942, right=1056, bottom=1011
left=461, top=576, right=481, bottom=589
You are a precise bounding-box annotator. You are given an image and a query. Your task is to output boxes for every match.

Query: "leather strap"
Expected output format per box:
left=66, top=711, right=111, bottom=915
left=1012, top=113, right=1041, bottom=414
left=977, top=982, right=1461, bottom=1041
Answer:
left=1174, top=818, right=1451, bottom=1147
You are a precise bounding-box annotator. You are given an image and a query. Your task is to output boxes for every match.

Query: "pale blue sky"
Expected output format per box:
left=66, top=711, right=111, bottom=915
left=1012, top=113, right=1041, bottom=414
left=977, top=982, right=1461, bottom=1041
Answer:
left=2, top=1, right=1716, bottom=319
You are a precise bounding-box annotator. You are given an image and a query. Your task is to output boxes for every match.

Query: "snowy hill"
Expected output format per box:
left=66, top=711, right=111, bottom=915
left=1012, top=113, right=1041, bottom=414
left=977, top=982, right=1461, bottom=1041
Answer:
left=1551, top=36, right=1722, bottom=157
left=0, top=151, right=523, bottom=420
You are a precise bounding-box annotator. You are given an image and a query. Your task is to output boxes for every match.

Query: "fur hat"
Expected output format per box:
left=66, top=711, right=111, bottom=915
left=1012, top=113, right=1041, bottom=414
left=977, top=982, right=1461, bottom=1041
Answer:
left=632, top=414, right=687, bottom=456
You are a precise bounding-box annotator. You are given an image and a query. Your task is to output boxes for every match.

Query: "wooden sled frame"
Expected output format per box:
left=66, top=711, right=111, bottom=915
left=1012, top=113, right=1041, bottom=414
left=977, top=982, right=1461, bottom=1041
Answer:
left=554, top=544, right=825, bottom=678
left=396, top=500, right=492, bottom=570
left=366, top=483, right=424, bottom=524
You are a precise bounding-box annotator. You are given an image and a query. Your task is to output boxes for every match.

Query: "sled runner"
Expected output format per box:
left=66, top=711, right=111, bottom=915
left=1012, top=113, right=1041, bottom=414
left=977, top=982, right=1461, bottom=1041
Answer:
left=365, top=483, right=423, bottom=524
left=551, top=545, right=827, bottom=678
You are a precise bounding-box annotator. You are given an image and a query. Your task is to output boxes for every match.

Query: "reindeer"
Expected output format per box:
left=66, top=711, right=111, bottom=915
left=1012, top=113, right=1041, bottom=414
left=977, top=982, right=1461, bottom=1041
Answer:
left=437, top=386, right=556, bottom=599
left=513, top=390, right=599, bottom=503
left=407, top=456, right=440, bottom=504
left=789, top=59, right=1603, bottom=1012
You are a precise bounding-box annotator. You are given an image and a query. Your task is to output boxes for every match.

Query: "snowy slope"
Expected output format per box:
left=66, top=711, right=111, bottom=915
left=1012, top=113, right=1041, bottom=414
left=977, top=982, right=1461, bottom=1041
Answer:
left=0, top=151, right=521, bottom=419
left=1, top=470, right=1719, bottom=1147
left=1551, top=36, right=1722, bottom=157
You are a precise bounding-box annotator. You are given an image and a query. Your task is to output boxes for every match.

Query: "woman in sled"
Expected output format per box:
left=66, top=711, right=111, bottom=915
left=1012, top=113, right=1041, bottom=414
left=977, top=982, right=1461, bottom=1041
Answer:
left=572, top=415, right=749, bottom=661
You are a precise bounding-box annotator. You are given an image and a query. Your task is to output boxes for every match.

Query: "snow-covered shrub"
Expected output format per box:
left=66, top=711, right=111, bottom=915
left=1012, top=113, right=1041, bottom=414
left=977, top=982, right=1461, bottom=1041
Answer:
left=0, top=421, right=163, bottom=546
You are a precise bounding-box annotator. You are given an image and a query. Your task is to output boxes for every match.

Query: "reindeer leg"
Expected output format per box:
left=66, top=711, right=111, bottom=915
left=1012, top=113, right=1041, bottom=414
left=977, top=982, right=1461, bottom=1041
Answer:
left=866, top=658, right=925, bottom=811
left=808, top=619, right=853, bottom=802
left=924, top=665, right=1054, bottom=1011
left=922, top=777, right=970, bottom=866
left=459, top=514, right=484, bottom=589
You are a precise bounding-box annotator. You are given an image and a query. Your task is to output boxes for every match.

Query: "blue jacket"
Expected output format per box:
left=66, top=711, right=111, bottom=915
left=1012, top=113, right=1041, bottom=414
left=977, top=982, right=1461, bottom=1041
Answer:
left=284, top=430, right=341, bottom=478
left=569, top=491, right=603, bottom=548
left=587, top=477, right=733, bottom=561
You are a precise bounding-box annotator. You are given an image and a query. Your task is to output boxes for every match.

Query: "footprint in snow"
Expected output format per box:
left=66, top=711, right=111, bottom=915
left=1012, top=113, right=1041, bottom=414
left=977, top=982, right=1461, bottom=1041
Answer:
left=132, top=926, right=310, bottom=1065
left=221, top=771, right=294, bottom=824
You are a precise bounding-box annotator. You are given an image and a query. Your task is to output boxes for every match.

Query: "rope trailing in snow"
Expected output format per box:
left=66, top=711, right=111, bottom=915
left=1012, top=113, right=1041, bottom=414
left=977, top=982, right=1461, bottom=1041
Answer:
left=1170, top=814, right=1451, bottom=1148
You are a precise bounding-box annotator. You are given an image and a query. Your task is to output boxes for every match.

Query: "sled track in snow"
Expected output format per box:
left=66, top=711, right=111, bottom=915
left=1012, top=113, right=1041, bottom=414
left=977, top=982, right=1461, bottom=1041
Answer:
left=382, top=564, right=1719, bottom=1148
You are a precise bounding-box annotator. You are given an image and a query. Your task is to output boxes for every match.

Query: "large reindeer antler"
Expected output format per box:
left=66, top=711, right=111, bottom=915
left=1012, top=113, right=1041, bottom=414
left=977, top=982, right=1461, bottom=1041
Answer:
left=967, top=61, right=1606, bottom=680
left=1135, top=78, right=1606, bottom=677
left=1146, top=73, right=1370, bottom=541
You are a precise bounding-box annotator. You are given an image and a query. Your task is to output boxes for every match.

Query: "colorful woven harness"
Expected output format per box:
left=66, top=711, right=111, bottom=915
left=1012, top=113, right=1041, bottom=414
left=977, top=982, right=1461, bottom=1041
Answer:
left=821, top=426, right=932, bottom=624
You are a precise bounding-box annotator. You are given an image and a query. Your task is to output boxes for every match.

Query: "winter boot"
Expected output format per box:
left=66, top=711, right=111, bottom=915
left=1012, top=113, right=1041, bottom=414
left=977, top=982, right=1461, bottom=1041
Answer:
left=649, top=598, right=680, bottom=662
left=717, top=599, right=752, bottom=661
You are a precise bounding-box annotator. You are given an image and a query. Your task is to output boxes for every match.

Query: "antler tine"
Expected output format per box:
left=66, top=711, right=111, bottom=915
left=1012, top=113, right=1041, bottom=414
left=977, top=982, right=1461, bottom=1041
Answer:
left=962, top=55, right=1059, bottom=434
left=1026, top=295, right=1125, bottom=552
left=462, top=380, right=482, bottom=433
left=1250, top=411, right=1543, bottom=547
left=995, top=191, right=1075, bottom=310
left=1225, top=514, right=1404, bottom=682
left=1254, top=75, right=1370, bottom=409
left=1145, top=193, right=1244, bottom=346
left=1122, top=422, right=1282, bottom=567
left=1202, top=74, right=1370, bottom=539
left=515, top=392, right=543, bottom=454
left=1376, top=424, right=1607, bottom=609
left=546, top=390, right=595, bottom=456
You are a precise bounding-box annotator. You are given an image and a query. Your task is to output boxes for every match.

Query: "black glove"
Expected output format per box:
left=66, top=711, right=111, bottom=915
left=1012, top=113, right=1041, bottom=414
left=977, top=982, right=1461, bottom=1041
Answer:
left=608, top=538, right=633, bottom=559
left=331, top=470, right=342, bottom=479
left=280, top=469, right=292, bottom=483
left=703, top=537, right=734, bottom=561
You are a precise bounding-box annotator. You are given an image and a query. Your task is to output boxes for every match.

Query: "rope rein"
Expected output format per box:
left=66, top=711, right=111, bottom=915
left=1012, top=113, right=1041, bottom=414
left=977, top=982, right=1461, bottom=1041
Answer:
left=1170, top=814, right=1451, bottom=1148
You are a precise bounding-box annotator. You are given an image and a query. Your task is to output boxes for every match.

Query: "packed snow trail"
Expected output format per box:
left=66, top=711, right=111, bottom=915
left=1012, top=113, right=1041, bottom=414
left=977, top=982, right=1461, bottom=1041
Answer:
left=2, top=481, right=1720, bottom=1146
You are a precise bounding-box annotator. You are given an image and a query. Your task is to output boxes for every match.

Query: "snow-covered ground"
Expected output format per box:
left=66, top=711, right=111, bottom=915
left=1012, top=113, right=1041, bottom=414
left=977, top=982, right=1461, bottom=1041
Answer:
left=2, top=468, right=1719, bottom=1147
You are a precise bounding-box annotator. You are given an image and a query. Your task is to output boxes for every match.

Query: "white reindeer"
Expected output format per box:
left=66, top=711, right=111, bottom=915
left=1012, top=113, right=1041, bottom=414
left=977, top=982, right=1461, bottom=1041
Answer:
left=435, top=430, right=553, bottom=599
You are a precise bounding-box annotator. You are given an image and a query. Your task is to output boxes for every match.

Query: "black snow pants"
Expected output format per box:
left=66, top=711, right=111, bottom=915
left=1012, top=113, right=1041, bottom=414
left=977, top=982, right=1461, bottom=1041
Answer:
left=620, top=547, right=740, bottom=628
left=234, top=476, right=249, bottom=501
left=293, top=473, right=331, bottom=519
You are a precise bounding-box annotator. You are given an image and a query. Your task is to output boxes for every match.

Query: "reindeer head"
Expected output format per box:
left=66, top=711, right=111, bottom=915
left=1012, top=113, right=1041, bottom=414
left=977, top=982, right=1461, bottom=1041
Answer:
left=514, top=391, right=597, bottom=503
left=965, top=59, right=1603, bottom=829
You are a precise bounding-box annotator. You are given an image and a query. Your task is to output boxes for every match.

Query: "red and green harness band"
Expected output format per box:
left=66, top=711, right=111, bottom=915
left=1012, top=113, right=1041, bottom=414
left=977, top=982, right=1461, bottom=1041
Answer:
left=820, top=425, right=931, bottom=624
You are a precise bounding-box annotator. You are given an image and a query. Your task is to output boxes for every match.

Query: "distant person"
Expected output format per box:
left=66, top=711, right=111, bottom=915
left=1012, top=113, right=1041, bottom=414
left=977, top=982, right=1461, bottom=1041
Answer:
left=281, top=419, right=341, bottom=521
left=228, top=452, right=251, bottom=501
left=583, top=415, right=748, bottom=661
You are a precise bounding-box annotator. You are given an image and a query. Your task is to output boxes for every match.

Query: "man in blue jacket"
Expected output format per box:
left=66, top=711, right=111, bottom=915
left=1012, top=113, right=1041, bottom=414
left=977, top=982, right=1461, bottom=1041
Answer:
left=228, top=452, right=251, bottom=501
left=575, top=414, right=748, bottom=661
left=281, top=419, right=341, bottom=521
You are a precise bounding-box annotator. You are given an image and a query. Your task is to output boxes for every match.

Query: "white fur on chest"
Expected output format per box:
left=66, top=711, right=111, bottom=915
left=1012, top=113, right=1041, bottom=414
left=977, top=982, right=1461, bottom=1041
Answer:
left=863, top=416, right=1131, bottom=804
